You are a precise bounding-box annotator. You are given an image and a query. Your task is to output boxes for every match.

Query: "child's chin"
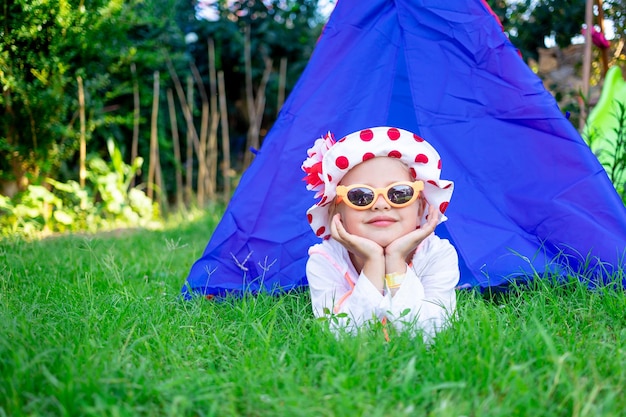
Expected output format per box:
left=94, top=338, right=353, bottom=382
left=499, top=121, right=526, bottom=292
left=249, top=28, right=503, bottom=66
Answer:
left=374, top=237, right=395, bottom=248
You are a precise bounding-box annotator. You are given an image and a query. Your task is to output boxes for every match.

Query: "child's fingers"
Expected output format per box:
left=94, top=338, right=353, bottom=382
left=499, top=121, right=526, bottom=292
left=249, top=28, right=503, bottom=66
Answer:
left=331, top=213, right=350, bottom=243
left=424, top=204, right=438, bottom=230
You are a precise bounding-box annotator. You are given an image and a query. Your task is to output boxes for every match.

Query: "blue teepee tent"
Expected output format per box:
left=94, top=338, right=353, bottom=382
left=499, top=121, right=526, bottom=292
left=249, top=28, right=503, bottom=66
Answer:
left=183, top=0, right=626, bottom=298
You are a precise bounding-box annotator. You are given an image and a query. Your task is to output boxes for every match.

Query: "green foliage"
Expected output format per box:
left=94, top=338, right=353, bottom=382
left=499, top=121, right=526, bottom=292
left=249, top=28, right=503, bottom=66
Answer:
left=603, top=0, right=626, bottom=43
left=187, top=0, right=324, bottom=148
left=0, top=0, right=190, bottom=191
left=586, top=101, right=626, bottom=203
left=0, top=0, right=325, bottom=209
left=0, top=139, right=157, bottom=237
left=1, top=215, right=625, bottom=415
left=88, top=138, right=154, bottom=221
left=486, top=0, right=587, bottom=61
left=0, top=0, right=113, bottom=185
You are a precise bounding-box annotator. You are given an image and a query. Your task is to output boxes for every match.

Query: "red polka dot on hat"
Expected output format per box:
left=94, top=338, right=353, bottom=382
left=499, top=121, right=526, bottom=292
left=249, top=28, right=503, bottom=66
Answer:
left=415, top=154, right=429, bottom=163
left=440, top=202, right=449, bottom=213
left=363, top=152, right=375, bottom=161
left=316, top=226, right=326, bottom=236
left=414, top=134, right=424, bottom=142
left=360, top=129, right=374, bottom=141
left=387, top=128, right=401, bottom=140
left=335, top=156, right=349, bottom=169
left=388, top=150, right=402, bottom=158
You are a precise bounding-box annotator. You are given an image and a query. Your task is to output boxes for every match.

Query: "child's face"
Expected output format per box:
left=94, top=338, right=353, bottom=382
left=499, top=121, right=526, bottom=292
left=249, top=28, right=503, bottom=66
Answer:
left=335, top=157, right=423, bottom=248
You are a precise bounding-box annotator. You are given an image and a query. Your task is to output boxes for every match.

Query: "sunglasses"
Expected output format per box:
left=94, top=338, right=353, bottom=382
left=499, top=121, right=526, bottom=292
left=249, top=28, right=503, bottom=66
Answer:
left=335, top=181, right=424, bottom=210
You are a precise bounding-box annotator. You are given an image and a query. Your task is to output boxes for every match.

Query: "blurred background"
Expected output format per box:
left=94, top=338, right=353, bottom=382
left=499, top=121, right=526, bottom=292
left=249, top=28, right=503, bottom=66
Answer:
left=1, top=0, right=624, bottom=236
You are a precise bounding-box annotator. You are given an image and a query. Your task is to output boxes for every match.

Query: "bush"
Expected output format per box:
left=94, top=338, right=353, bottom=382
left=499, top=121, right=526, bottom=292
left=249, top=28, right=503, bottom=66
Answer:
left=0, top=139, right=158, bottom=237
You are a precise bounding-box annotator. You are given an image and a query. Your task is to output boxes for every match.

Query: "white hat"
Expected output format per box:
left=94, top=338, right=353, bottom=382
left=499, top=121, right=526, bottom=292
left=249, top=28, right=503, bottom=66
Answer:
left=302, top=126, right=454, bottom=239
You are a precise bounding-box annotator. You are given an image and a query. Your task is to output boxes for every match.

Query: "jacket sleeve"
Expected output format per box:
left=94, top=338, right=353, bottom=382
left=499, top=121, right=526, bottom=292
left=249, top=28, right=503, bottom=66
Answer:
left=386, top=235, right=459, bottom=339
left=306, top=246, right=392, bottom=333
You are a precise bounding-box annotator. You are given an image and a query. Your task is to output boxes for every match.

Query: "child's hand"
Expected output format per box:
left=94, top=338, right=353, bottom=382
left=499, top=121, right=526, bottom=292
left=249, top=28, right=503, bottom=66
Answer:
left=330, top=213, right=384, bottom=261
left=385, top=204, right=438, bottom=263
left=331, top=213, right=386, bottom=291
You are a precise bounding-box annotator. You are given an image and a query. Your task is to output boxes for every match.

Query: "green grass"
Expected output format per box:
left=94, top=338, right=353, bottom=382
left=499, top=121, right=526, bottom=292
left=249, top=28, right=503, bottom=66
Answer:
left=1, top=208, right=626, bottom=416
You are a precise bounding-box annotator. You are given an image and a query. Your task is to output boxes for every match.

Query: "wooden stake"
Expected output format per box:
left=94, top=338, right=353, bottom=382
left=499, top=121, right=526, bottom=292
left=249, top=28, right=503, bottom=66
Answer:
left=218, top=71, right=231, bottom=203
left=185, top=76, right=194, bottom=206
left=242, top=27, right=273, bottom=171
left=207, top=38, right=220, bottom=200
left=155, top=144, right=165, bottom=213
left=77, top=76, right=86, bottom=189
left=596, top=0, right=609, bottom=77
left=243, top=26, right=256, bottom=170
left=190, top=60, right=212, bottom=201
left=147, top=71, right=160, bottom=200
left=167, top=88, right=184, bottom=208
left=130, top=63, right=140, bottom=188
left=581, top=0, right=594, bottom=130
left=277, top=57, right=287, bottom=115
left=165, top=57, right=204, bottom=204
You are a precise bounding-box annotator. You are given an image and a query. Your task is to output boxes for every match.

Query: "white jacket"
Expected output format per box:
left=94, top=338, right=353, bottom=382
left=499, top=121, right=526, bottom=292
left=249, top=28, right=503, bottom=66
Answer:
left=306, top=233, right=459, bottom=340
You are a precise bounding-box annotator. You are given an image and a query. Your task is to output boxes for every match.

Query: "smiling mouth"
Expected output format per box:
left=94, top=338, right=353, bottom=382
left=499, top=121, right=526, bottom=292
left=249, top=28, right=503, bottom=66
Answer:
left=367, top=217, right=396, bottom=226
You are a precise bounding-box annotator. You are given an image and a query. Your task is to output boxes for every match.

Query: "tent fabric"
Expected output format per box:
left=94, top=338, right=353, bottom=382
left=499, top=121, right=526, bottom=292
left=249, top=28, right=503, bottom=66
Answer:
left=182, top=0, right=626, bottom=298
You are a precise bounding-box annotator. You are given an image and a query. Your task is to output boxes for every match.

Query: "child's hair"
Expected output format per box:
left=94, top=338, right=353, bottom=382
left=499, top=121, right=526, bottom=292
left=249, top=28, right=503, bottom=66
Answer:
left=301, top=126, right=454, bottom=240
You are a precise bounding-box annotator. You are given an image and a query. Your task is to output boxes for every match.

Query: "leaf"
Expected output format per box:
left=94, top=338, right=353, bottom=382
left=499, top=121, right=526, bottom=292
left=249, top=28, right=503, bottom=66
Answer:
left=53, top=210, right=74, bottom=225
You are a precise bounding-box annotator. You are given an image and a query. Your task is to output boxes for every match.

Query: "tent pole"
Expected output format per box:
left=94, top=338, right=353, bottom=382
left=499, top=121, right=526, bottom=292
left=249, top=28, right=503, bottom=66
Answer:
left=596, top=0, right=609, bottom=77
left=580, top=0, right=594, bottom=130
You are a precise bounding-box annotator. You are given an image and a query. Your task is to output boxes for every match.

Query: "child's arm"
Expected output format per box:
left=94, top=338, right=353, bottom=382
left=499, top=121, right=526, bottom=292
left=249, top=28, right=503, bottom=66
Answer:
left=384, top=204, right=439, bottom=277
left=386, top=236, right=459, bottom=339
left=307, top=245, right=391, bottom=333
left=330, top=213, right=385, bottom=292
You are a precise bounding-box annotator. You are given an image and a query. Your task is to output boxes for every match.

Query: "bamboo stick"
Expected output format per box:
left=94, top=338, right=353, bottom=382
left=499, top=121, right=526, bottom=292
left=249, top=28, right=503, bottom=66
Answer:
left=581, top=0, right=594, bottom=130
left=218, top=71, right=231, bottom=203
left=596, top=0, right=609, bottom=77
left=277, top=57, right=287, bottom=115
left=242, top=27, right=273, bottom=170
left=147, top=71, right=160, bottom=200
left=167, top=88, right=184, bottom=208
left=155, top=145, right=165, bottom=213
left=190, top=60, right=211, bottom=201
left=77, top=76, right=86, bottom=189
left=207, top=38, right=219, bottom=199
left=185, top=76, right=194, bottom=206
left=243, top=26, right=256, bottom=171
left=165, top=57, right=204, bottom=204
left=130, top=63, right=140, bottom=188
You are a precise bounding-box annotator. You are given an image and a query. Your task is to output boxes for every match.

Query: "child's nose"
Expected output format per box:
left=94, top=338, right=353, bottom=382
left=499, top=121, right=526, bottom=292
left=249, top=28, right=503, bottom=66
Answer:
left=372, top=193, right=390, bottom=210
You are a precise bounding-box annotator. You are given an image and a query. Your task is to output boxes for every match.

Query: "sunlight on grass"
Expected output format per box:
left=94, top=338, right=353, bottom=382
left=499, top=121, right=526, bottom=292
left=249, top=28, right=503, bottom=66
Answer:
left=1, top=212, right=625, bottom=416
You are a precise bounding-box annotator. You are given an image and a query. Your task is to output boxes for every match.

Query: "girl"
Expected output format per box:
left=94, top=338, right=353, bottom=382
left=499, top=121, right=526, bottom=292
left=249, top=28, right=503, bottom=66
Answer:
left=302, top=126, right=459, bottom=339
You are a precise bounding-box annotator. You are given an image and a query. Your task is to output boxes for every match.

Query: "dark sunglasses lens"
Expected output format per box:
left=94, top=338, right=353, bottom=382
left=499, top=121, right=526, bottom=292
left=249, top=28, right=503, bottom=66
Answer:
left=346, top=188, right=375, bottom=207
left=388, top=185, right=414, bottom=204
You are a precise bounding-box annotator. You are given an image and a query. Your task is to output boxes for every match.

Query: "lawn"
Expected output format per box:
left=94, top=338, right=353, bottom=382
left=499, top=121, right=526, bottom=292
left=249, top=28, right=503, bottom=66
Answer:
left=1, top=208, right=625, bottom=416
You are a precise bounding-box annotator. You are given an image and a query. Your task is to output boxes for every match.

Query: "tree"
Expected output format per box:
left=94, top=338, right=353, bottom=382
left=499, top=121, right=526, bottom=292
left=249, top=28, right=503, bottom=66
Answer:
left=0, top=0, right=189, bottom=195
left=186, top=0, right=325, bottom=165
left=486, top=0, right=587, bottom=61
left=1, top=0, right=80, bottom=192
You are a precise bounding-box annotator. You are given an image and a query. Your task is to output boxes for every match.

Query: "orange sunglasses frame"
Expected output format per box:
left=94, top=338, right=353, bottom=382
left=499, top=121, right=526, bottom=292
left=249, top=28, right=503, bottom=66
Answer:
left=335, top=180, right=424, bottom=210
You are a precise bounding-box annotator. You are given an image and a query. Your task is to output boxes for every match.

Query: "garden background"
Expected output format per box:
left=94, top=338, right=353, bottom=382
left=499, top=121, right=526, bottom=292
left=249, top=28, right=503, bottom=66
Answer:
left=2, top=0, right=625, bottom=235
